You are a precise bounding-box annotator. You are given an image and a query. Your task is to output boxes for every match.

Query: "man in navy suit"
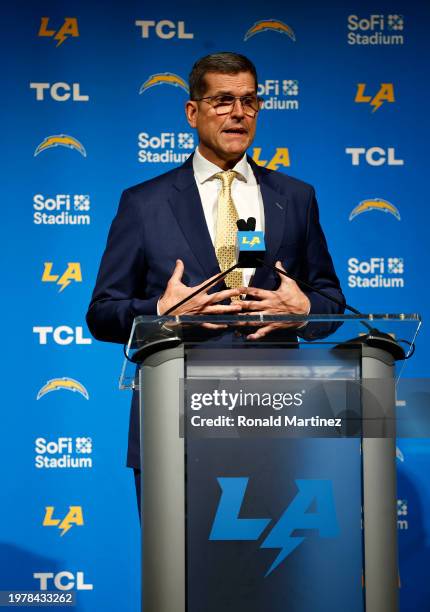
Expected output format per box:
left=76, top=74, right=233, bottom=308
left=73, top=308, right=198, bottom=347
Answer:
left=86, top=52, right=345, bottom=495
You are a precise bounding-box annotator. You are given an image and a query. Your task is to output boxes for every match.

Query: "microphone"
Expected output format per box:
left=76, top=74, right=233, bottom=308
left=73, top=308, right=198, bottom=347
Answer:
left=247, top=217, right=256, bottom=231
left=236, top=218, right=265, bottom=267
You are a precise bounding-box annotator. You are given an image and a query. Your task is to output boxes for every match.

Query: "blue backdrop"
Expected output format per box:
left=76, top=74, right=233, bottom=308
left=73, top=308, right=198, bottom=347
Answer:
left=1, top=0, right=429, bottom=610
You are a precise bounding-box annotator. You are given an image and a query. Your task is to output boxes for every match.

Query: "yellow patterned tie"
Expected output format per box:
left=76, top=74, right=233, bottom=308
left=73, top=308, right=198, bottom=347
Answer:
left=213, top=170, right=243, bottom=296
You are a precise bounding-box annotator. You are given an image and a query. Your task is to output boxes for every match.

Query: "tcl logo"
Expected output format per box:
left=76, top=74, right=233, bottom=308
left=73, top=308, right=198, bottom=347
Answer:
left=135, top=20, right=193, bottom=39
left=33, top=326, right=92, bottom=345
left=30, top=83, right=89, bottom=102
left=33, top=571, right=92, bottom=591
left=345, top=147, right=404, bottom=166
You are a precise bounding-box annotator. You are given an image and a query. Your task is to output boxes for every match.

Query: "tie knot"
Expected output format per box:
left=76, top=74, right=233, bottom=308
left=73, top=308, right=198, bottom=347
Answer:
left=213, top=170, right=238, bottom=189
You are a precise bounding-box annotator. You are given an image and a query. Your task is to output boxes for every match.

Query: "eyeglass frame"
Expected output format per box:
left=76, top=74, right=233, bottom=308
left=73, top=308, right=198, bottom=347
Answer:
left=191, top=94, right=264, bottom=117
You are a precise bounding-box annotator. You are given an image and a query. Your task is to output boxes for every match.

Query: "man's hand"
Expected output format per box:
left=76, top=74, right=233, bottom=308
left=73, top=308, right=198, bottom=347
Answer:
left=238, top=261, right=310, bottom=339
left=158, top=260, right=243, bottom=323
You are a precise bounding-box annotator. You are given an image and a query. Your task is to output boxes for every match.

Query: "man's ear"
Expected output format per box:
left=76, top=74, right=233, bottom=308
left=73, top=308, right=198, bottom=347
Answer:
left=185, top=100, right=198, bottom=128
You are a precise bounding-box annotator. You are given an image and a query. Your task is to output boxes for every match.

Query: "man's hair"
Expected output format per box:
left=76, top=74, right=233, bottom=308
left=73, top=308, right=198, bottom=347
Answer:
left=189, top=52, right=258, bottom=100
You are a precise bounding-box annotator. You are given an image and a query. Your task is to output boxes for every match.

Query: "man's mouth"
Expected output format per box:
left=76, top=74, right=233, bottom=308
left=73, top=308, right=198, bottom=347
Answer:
left=222, top=127, right=247, bottom=135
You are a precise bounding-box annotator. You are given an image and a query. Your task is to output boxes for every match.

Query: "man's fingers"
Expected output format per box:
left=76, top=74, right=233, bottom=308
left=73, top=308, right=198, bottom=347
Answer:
left=275, top=260, right=289, bottom=285
left=201, top=323, right=228, bottom=330
left=246, top=323, right=277, bottom=340
left=275, top=260, right=295, bottom=288
left=239, top=286, right=271, bottom=300
left=206, top=288, right=242, bottom=303
left=240, top=300, right=269, bottom=311
left=170, top=259, right=185, bottom=283
left=202, top=304, right=243, bottom=314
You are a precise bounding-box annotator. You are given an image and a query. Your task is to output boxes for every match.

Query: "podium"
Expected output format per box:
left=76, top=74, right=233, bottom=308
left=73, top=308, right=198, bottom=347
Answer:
left=120, top=314, right=420, bottom=612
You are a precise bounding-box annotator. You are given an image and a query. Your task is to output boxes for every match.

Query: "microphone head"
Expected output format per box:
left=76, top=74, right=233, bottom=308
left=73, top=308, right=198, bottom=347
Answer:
left=247, top=217, right=256, bottom=231
left=235, top=230, right=266, bottom=268
left=236, top=219, right=247, bottom=231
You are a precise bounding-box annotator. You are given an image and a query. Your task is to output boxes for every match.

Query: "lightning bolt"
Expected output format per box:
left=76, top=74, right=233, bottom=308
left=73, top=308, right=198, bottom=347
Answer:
left=36, top=378, right=89, bottom=400
left=260, top=480, right=338, bottom=576
left=54, top=31, right=68, bottom=47
left=60, top=522, right=73, bottom=536
left=371, top=98, right=383, bottom=113
left=34, top=135, right=87, bottom=157
left=261, top=515, right=304, bottom=576
left=57, top=278, right=71, bottom=292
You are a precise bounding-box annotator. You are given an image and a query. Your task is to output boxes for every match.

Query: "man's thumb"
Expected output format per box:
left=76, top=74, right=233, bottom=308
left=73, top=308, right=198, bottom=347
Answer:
left=276, top=260, right=288, bottom=283
left=171, top=259, right=184, bottom=283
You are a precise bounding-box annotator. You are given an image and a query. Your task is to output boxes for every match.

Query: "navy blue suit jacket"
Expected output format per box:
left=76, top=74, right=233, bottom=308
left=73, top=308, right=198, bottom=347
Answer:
left=86, top=155, right=345, bottom=467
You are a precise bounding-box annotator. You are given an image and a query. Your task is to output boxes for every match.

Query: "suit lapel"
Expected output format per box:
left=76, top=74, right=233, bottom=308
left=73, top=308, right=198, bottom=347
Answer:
left=168, top=155, right=221, bottom=279
left=248, top=158, right=288, bottom=288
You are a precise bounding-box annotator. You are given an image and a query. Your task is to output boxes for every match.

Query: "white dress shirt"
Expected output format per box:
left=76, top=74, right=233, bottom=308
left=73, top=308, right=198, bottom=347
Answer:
left=193, top=147, right=264, bottom=287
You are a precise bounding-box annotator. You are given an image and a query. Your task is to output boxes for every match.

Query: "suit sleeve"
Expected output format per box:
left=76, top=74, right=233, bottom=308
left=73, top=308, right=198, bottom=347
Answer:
left=302, top=188, right=346, bottom=315
left=86, top=189, right=159, bottom=344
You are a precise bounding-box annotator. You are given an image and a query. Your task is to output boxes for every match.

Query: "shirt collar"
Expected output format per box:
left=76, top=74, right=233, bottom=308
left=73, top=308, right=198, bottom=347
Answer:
left=193, top=147, right=250, bottom=184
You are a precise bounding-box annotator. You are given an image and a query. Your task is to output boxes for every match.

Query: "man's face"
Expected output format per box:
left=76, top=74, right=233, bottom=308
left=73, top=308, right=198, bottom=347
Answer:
left=186, top=71, right=259, bottom=168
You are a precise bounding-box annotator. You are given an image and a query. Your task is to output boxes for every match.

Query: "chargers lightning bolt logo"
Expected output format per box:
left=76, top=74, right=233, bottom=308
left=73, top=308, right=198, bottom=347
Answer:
left=34, top=135, right=87, bottom=157
left=37, top=378, right=89, bottom=400
left=139, top=73, right=189, bottom=94
left=244, top=19, right=296, bottom=42
left=210, top=477, right=338, bottom=575
left=349, top=198, right=401, bottom=221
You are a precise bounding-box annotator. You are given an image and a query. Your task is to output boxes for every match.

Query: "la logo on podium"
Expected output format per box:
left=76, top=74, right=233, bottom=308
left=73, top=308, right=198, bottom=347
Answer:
left=210, top=478, right=338, bottom=575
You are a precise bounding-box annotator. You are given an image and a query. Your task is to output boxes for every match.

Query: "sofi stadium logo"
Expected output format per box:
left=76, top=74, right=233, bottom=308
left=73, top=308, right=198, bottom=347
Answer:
left=43, top=506, right=84, bottom=535
left=347, top=257, right=405, bottom=288
left=244, top=19, right=296, bottom=42
left=397, top=499, right=409, bottom=530
left=33, top=194, right=90, bottom=226
left=210, top=478, right=338, bottom=575
left=138, top=131, right=194, bottom=163
left=35, top=437, right=93, bottom=469
left=347, top=14, right=404, bottom=45
left=258, top=79, right=299, bottom=111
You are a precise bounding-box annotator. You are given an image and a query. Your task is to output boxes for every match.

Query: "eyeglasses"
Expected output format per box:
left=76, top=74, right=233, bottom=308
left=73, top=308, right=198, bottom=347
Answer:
left=193, top=94, right=263, bottom=117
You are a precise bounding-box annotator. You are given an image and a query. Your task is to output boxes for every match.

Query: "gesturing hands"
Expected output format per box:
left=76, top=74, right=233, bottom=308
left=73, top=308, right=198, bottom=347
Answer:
left=158, top=259, right=242, bottom=317
left=158, top=259, right=310, bottom=339
left=238, top=261, right=311, bottom=340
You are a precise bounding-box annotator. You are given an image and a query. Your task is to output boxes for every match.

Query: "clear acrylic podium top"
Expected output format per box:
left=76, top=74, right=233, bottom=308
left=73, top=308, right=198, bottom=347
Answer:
left=120, top=314, right=421, bottom=390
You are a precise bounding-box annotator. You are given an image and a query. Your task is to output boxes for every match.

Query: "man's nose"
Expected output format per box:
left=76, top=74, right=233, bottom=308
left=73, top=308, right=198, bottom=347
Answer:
left=230, top=98, right=245, bottom=118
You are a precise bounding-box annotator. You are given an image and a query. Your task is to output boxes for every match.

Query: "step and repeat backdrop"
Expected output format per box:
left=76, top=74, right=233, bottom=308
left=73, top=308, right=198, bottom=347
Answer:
left=2, top=0, right=429, bottom=610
